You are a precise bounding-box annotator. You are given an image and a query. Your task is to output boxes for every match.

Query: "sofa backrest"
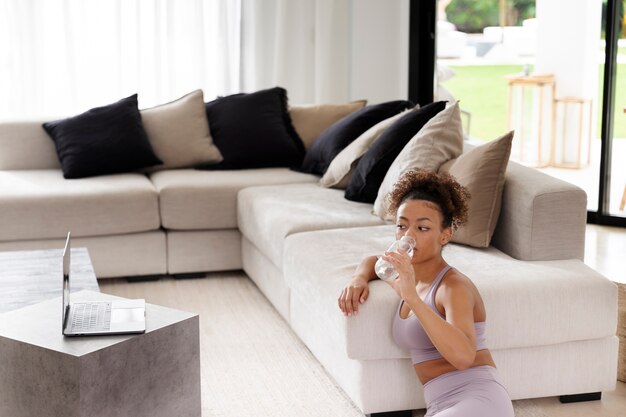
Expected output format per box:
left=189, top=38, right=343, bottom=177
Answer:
left=0, top=121, right=61, bottom=170
left=492, top=160, right=587, bottom=262
left=0, top=118, right=588, bottom=262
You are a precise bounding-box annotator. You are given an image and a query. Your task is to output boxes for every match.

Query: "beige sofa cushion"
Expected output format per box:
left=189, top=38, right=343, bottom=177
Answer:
left=282, top=225, right=618, bottom=361
left=0, top=121, right=61, bottom=170
left=289, top=101, right=367, bottom=149
left=373, top=101, right=464, bottom=220
left=141, top=90, right=223, bottom=170
left=237, top=183, right=385, bottom=267
left=150, top=168, right=318, bottom=230
left=0, top=170, right=160, bottom=241
left=439, top=132, right=513, bottom=248
left=320, top=109, right=411, bottom=190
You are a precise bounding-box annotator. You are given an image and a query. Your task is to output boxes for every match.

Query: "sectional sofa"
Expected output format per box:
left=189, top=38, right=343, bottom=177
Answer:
left=0, top=113, right=618, bottom=415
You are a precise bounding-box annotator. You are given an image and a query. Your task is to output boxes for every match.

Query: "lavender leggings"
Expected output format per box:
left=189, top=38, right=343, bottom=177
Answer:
left=423, top=366, right=514, bottom=417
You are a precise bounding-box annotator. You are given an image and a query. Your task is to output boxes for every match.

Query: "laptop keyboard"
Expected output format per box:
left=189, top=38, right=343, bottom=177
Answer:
left=70, top=302, right=112, bottom=333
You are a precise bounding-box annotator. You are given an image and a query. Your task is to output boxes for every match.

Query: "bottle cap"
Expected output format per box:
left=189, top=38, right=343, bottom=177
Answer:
left=400, top=235, right=416, bottom=247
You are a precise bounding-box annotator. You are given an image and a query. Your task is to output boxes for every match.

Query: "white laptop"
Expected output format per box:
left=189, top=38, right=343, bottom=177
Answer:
left=62, top=232, right=146, bottom=336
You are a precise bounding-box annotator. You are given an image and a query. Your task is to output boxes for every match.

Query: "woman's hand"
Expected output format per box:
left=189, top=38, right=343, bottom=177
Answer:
left=339, top=255, right=378, bottom=317
left=381, top=250, right=418, bottom=303
left=338, top=277, right=370, bottom=317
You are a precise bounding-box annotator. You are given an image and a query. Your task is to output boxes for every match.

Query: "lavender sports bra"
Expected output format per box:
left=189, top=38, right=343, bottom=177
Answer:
left=392, top=265, right=488, bottom=364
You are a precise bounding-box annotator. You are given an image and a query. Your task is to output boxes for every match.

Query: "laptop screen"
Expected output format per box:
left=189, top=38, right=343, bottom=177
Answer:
left=62, top=232, right=71, bottom=332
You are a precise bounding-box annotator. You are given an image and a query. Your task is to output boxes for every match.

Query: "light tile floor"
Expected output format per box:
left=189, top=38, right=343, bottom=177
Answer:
left=585, top=224, right=626, bottom=284
left=529, top=382, right=626, bottom=417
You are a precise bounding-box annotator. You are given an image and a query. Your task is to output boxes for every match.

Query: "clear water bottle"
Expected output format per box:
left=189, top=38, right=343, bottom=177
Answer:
left=375, top=236, right=416, bottom=281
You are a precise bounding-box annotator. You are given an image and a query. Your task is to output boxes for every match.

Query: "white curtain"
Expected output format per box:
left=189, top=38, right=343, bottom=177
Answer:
left=240, top=0, right=351, bottom=105
left=0, top=0, right=358, bottom=120
left=0, top=0, right=241, bottom=120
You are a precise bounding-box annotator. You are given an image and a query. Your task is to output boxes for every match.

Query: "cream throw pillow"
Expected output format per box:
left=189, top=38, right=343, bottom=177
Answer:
left=373, top=101, right=464, bottom=220
left=439, top=131, right=514, bottom=248
left=319, top=109, right=412, bottom=189
left=289, top=100, right=367, bottom=149
left=141, top=89, right=223, bottom=170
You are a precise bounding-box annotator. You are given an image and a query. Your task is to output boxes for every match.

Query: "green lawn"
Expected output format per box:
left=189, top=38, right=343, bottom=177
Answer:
left=442, top=64, right=626, bottom=141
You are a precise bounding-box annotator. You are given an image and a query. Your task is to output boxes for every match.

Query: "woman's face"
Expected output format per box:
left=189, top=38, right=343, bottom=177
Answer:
left=395, top=199, right=452, bottom=264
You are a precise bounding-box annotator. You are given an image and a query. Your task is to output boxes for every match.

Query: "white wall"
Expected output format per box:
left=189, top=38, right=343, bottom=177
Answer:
left=535, top=0, right=602, bottom=99
left=535, top=0, right=602, bottom=164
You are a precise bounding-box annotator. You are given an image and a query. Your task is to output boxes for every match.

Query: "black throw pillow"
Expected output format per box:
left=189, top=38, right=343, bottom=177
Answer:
left=344, top=101, right=447, bottom=203
left=200, top=87, right=305, bottom=170
left=298, top=100, right=414, bottom=176
left=42, top=94, right=162, bottom=179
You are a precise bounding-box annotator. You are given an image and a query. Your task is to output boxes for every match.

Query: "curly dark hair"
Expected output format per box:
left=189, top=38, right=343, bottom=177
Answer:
left=386, top=169, right=470, bottom=230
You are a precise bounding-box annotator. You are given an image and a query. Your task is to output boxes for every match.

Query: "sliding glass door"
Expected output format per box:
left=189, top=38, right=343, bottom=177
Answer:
left=412, top=0, right=625, bottom=227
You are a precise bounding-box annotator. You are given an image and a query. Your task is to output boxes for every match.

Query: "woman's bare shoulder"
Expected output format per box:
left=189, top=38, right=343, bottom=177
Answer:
left=439, top=267, right=479, bottom=298
left=443, top=267, right=472, bottom=286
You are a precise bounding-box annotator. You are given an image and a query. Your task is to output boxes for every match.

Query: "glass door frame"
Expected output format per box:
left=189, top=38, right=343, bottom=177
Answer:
left=408, top=0, right=626, bottom=228
left=589, top=0, right=626, bottom=226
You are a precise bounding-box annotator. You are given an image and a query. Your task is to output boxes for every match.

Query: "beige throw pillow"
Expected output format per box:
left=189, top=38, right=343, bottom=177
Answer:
left=141, top=89, right=223, bottom=170
left=439, top=131, right=514, bottom=248
left=289, top=100, right=367, bottom=149
left=319, top=109, right=412, bottom=189
left=373, top=101, right=464, bottom=220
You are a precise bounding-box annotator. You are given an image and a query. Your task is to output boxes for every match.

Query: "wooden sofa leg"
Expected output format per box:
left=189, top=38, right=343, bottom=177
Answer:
left=367, top=410, right=413, bottom=417
left=559, top=392, right=602, bottom=403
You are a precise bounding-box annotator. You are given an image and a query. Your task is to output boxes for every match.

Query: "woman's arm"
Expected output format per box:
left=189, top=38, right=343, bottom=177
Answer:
left=338, top=255, right=378, bottom=316
left=382, top=251, right=478, bottom=370
left=404, top=280, right=478, bottom=369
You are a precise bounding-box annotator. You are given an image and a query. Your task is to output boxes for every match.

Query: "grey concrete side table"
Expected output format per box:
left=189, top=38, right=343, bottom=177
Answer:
left=0, top=290, right=201, bottom=417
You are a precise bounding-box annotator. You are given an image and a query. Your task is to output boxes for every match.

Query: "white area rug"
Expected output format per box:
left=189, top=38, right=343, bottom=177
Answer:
left=102, top=273, right=547, bottom=417
left=196, top=275, right=363, bottom=417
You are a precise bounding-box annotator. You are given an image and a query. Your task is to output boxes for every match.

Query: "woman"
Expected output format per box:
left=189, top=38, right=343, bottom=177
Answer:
left=338, top=169, right=513, bottom=417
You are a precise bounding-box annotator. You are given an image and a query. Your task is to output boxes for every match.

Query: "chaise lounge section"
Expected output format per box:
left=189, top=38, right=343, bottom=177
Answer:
left=238, top=159, right=618, bottom=414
